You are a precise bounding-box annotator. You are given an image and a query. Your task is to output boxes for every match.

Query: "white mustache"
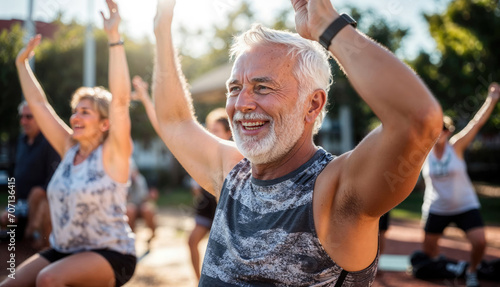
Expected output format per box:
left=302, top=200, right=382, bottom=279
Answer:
left=233, top=111, right=272, bottom=122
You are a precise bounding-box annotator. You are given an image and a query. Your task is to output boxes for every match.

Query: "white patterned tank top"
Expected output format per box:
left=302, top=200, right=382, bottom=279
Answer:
left=422, top=143, right=480, bottom=216
left=47, top=144, right=135, bottom=255
left=199, top=148, right=378, bottom=286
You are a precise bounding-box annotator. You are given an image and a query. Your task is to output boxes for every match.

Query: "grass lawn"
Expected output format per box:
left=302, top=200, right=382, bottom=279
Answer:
left=156, top=187, right=193, bottom=207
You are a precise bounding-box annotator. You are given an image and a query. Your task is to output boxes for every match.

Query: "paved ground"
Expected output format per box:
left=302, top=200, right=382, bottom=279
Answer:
left=1, top=207, right=499, bottom=286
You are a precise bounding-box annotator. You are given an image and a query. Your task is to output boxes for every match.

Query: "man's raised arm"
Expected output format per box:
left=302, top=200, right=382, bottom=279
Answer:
left=153, top=0, right=242, bottom=196
left=292, top=0, right=443, bottom=217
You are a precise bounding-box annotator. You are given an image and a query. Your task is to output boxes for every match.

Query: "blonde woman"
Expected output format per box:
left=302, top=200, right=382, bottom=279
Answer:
left=1, top=1, right=136, bottom=286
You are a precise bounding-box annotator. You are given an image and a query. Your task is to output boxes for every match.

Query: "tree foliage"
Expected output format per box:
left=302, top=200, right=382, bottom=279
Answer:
left=0, top=19, right=156, bottom=144
left=327, top=8, right=408, bottom=141
left=411, top=0, right=500, bottom=182
left=412, top=0, right=500, bottom=131
left=178, top=2, right=254, bottom=82
left=0, top=24, right=25, bottom=140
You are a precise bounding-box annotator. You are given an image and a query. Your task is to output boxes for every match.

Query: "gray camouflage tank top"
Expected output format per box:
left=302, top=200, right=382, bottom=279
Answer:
left=199, top=148, right=378, bottom=286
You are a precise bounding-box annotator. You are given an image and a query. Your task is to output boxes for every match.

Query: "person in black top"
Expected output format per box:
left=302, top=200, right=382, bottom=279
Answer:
left=188, top=108, right=232, bottom=280
left=0, top=101, right=60, bottom=249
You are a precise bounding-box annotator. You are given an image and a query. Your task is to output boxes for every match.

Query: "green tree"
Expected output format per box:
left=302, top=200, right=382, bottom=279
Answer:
left=175, top=2, right=255, bottom=120
left=0, top=24, right=25, bottom=141
left=412, top=0, right=500, bottom=130
left=179, top=2, right=254, bottom=81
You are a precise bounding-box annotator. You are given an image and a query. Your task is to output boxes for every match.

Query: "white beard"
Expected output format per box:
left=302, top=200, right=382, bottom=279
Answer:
left=231, top=102, right=305, bottom=165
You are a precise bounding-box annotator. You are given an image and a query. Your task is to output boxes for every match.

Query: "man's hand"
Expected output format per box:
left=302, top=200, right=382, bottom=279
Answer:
left=131, top=76, right=149, bottom=101
left=16, top=34, right=41, bottom=66
left=100, top=0, right=121, bottom=41
left=488, top=82, right=500, bottom=102
left=154, top=0, right=176, bottom=36
left=291, top=0, right=339, bottom=42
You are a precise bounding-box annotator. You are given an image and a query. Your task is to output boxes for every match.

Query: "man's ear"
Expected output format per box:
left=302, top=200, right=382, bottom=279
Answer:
left=305, top=89, right=327, bottom=124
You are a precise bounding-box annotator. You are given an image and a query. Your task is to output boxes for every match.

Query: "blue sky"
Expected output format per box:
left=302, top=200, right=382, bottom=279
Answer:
left=1, top=0, right=450, bottom=59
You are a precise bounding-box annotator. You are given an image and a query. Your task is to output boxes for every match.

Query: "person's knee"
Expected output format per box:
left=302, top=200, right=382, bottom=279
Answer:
left=188, top=232, right=199, bottom=248
left=127, top=204, right=138, bottom=216
left=141, top=207, right=155, bottom=219
left=36, top=269, right=60, bottom=287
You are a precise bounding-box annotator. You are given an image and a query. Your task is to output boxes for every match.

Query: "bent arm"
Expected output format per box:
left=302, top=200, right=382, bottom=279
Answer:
left=292, top=0, right=442, bottom=217
left=15, top=35, right=72, bottom=158
left=153, top=1, right=242, bottom=196
left=132, top=76, right=162, bottom=136
left=451, top=83, right=500, bottom=157
left=331, top=24, right=442, bottom=216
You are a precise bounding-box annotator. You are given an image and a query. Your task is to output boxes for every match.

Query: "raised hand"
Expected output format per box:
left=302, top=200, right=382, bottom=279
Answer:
left=488, top=82, right=500, bottom=101
left=100, top=0, right=121, bottom=39
left=16, top=34, right=42, bottom=66
left=291, top=0, right=338, bottom=41
left=154, top=0, right=176, bottom=36
left=131, top=76, right=149, bottom=101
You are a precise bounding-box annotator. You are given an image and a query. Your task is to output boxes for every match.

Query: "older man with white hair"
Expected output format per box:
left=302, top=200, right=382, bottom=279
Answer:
left=153, top=0, right=443, bottom=285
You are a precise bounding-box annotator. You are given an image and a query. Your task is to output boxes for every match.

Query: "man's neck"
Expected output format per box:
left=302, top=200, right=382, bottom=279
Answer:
left=251, top=140, right=318, bottom=181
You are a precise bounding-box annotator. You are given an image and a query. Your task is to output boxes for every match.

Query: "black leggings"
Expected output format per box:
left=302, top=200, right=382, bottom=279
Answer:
left=39, top=248, right=136, bottom=287
left=424, top=209, right=484, bottom=234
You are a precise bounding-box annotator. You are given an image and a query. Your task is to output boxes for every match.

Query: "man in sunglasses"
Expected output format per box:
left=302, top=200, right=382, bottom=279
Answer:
left=0, top=101, right=60, bottom=250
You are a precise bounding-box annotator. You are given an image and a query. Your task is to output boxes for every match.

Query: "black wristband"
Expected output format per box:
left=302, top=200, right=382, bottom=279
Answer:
left=319, top=13, right=357, bottom=50
left=109, top=40, right=124, bottom=47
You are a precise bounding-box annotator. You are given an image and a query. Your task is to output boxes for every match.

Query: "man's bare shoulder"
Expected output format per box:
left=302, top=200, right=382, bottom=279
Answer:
left=314, top=152, right=349, bottom=206
left=317, top=151, right=350, bottom=184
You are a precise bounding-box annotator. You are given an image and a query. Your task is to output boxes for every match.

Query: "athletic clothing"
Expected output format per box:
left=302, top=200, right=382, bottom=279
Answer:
left=379, top=212, right=390, bottom=232
left=40, top=248, right=136, bottom=287
left=194, top=189, right=217, bottom=229
left=424, top=209, right=484, bottom=234
left=47, top=144, right=135, bottom=255
left=199, top=148, right=378, bottom=286
left=422, top=144, right=480, bottom=216
left=14, top=133, right=60, bottom=200
left=128, top=171, right=149, bottom=206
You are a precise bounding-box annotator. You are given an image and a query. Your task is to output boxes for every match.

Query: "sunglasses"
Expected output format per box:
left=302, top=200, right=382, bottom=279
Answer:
left=19, top=114, right=34, bottom=120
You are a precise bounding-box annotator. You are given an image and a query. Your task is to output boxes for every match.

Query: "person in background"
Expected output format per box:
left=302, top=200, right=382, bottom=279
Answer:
left=127, top=159, right=157, bottom=243
left=188, top=108, right=232, bottom=280
left=379, top=211, right=390, bottom=255
left=1, top=1, right=136, bottom=286
left=0, top=101, right=60, bottom=250
left=128, top=75, right=163, bottom=244
left=421, top=83, right=500, bottom=287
